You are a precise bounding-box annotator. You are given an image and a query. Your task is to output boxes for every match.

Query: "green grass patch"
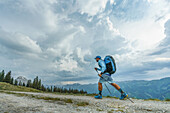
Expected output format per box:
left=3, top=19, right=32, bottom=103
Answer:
left=106, top=95, right=112, bottom=98
left=1, top=90, right=78, bottom=106
left=105, top=95, right=119, bottom=99
left=85, top=93, right=97, bottom=96
left=34, top=96, right=73, bottom=104
left=76, top=101, right=89, bottom=106
left=113, top=96, right=119, bottom=99
left=144, top=98, right=161, bottom=101
left=107, top=111, right=113, bottom=113
left=116, top=109, right=124, bottom=112
left=165, top=98, right=170, bottom=101
left=63, top=99, right=73, bottom=103
left=76, top=109, right=81, bottom=111
left=96, top=108, right=104, bottom=111
left=36, top=96, right=61, bottom=101
left=0, top=82, right=41, bottom=92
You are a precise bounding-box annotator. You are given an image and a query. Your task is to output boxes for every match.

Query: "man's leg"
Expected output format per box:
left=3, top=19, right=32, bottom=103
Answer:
left=94, top=82, right=103, bottom=99
left=110, top=83, right=124, bottom=94
left=110, top=83, right=128, bottom=100
left=98, top=82, right=102, bottom=95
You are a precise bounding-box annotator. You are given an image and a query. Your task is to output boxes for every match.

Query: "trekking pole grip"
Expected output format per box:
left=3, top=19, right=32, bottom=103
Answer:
left=96, top=70, right=99, bottom=74
left=96, top=70, right=104, bottom=79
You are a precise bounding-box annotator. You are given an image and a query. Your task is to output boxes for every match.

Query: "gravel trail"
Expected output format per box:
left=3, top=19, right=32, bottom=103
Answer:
left=0, top=91, right=169, bottom=113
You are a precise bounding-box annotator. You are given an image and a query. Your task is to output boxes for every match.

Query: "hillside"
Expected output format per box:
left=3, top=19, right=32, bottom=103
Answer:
left=0, top=81, right=169, bottom=112
left=63, top=77, right=170, bottom=100
left=0, top=82, right=41, bottom=92
left=0, top=90, right=169, bottom=113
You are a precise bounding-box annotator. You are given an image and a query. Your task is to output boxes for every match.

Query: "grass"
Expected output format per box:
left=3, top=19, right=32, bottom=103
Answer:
left=165, top=98, right=170, bottom=101
left=0, top=82, right=41, bottom=92
left=1, top=90, right=90, bottom=106
left=76, top=101, right=89, bottom=106
left=144, top=98, right=161, bottom=101
left=107, top=109, right=124, bottom=113
left=0, top=82, right=115, bottom=99
left=0, top=82, right=89, bottom=106
left=76, top=109, right=81, bottom=111
left=106, top=95, right=119, bottom=99
left=85, top=93, right=97, bottom=96
left=63, top=99, right=73, bottom=103
left=96, top=108, right=104, bottom=111
left=1, top=82, right=169, bottom=103
left=36, top=96, right=61, bottom=101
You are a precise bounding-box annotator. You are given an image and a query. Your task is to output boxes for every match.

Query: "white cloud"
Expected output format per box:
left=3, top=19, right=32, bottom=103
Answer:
left=55, top=54, right=82, bottom=72
left=147, top=0, right=161, bottom=3
left=76, top=47, right=91, bottom=64
left=0, top=28, right=42, bottom=54
left=0, top=0, right=170, bottom=85
left=154, top=58, right=170, bottom=62
left=119, top=19, right=165, bottom=50
left=79, top=26, right=86, bottom=33
left=146, top=67, right=170, bottom=80
left=106, top=17, right=120, bottom=35
left=110, top=0, right=115, bottom=5
left=113, top=0, right=170, bottom=51
left=77, top=0, right=110, bottom=16
left=0, top=0, right=58, bottom=34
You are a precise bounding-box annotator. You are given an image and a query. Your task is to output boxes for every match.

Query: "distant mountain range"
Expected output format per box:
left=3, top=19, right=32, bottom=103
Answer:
left=62, top=77, right=170, bottom=100
left=16, top=76, right=28, bottom=84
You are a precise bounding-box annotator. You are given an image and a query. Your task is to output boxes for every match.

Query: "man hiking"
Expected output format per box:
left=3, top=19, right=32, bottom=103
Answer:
left=94, top=55, right=128, bottom=100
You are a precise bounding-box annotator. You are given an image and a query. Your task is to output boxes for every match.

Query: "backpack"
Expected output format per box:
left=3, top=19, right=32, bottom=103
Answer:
left=104, top=55, right=116, bottom=74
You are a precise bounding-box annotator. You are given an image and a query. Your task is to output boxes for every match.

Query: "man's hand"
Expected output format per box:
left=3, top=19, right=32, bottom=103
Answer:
left=98, top=74, right=102, bottom=77
left=94, top=67, right=98, bottom=71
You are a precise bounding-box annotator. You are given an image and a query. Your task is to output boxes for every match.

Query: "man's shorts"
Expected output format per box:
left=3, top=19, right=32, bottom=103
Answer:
left=99, top=74, right=114, bottom=84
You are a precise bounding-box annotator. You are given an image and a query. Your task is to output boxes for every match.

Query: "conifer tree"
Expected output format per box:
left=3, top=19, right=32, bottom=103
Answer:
left=41, top=84, right=46, bottom=91
left=0, top=70, right=5, bottom=82
left=53, top=86, right=57, bottom=92
left=23, top=82, right=25, bottom=86
left=35, top=76, right=38, bottom=89
left=33, top=76, right=39, bottom=89
left=32, top=78, right=36, bottom=88
left=10, top=77, right=14, bottom=84
left=47, top=87, right=51, bottom=92
left=0, top=71, right=1, bottom=82
left=19, top=81, right=22, bottom=86
left=26, top=80, right=32, bottom=87
left=73, top=89, right=79, bottom=94
left=38, top=79, right=41, bottom=89
left=4, top=71, right=11, bottom=83
left=51, top=86, right=53, bottom=92
left=14, top=79, right=18, bottom=85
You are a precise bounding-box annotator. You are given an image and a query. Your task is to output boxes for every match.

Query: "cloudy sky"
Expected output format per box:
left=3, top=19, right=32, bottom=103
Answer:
left=0, top=0, right=170, bottom=85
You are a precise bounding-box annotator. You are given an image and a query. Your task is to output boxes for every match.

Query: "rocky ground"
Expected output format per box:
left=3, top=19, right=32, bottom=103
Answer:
left=0, top=91, right=169, bottom=113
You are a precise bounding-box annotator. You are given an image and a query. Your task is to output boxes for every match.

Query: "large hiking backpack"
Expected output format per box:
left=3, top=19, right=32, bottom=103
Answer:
left=104, top=55, right=116, bottom=74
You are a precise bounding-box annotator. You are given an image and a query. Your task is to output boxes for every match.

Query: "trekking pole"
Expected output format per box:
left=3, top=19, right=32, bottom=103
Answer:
left=96, top=70, right=112, bottom=96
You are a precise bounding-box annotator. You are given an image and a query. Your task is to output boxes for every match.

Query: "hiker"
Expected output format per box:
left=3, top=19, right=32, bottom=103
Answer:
left=94, top=56, right=128, bottom=100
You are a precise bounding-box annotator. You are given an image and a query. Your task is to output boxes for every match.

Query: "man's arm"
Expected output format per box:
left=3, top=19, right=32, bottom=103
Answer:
left=95, top=67, right=101, bottom=71
left=99, top=60, right=106, bottom=74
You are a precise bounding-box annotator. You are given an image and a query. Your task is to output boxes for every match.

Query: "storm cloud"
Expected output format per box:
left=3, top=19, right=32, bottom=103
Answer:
left=0, top=0, right=170, bottom=85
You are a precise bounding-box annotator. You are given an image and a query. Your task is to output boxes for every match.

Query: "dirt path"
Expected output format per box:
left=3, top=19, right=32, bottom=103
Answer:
left=0, top=91, right=169, bottom=113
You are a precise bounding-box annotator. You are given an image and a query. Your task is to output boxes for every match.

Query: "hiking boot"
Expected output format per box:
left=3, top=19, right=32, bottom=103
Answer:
left=120, top=92, right=128, bottom=100
left=94, top=94, right=102, bottom=99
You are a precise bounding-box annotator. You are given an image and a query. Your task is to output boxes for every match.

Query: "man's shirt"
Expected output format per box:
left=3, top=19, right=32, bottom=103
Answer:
left=97, top=59, right=110, bottom=75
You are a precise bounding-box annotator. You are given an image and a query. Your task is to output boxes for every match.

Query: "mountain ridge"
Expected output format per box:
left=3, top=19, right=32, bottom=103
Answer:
left=62, top=77, right=170, bottom=100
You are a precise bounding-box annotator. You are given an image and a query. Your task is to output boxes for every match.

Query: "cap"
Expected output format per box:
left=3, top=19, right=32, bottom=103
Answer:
left=94, top=56, right=101, bottom=59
